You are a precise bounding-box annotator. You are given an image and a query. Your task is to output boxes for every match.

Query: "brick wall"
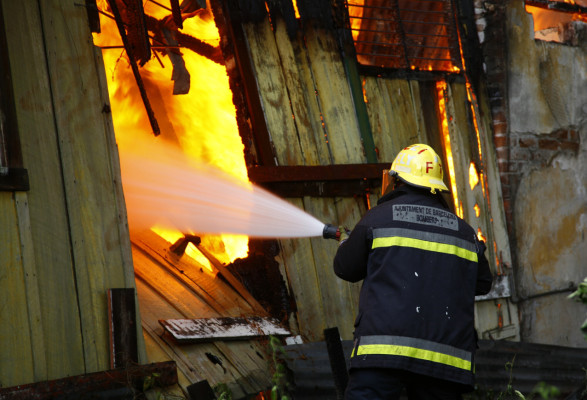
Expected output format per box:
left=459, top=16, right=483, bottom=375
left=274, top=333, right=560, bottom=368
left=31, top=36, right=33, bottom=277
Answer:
left=474, top=0, right=514, bottom=235
left=475, top=1, right=582, bottom=242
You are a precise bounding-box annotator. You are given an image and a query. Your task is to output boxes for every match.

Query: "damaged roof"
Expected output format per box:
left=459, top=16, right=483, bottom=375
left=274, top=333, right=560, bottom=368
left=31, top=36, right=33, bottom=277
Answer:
left=131, top=229, right=287, bottom=398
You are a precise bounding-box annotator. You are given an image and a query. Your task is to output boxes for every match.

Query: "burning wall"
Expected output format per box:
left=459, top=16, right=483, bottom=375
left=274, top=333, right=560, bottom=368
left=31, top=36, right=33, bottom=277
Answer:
left=476, top=0, right=587, bottom=347
left=94, top=0, right=250, bottom=264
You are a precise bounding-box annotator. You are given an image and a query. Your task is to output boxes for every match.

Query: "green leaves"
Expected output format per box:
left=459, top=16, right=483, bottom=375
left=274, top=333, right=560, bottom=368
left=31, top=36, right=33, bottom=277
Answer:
left=568, top=277, right=587, bottom=340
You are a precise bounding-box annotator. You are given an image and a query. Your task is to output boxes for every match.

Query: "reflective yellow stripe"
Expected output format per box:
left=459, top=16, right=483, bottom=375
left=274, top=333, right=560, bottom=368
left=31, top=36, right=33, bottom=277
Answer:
left=356, top=344, right=472, bottom=371
left=372, top=236, right=477, bottom=262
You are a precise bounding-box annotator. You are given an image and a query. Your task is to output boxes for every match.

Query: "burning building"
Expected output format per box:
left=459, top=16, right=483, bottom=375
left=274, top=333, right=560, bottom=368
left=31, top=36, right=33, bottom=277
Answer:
left=0, top=0, right=586, bottom=399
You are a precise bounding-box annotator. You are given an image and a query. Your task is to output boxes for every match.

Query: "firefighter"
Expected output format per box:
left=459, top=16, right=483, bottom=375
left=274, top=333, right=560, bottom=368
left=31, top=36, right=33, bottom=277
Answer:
left=333, top=144, right=493, bottom=400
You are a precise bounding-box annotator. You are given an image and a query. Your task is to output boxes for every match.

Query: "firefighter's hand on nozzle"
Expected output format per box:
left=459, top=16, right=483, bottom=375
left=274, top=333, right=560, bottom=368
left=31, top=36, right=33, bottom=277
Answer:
left=339, top=226, right=350, bottom=244
left=322, top=223, right=351, bottom=243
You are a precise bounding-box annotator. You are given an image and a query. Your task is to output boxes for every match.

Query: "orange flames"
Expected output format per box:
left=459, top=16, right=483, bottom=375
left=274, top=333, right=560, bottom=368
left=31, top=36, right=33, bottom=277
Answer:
left=93, top=1, right=248, bottom=264
left=436, top=81, right=463, bottom=218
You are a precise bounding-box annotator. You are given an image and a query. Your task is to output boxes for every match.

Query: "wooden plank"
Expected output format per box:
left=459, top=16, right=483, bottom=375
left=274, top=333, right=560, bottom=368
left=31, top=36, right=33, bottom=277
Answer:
left=363, top=77, right=427, bottom=162
left=212, top=340, right=273, bottom=394
left=303, top=25, right=365, bottom=164
left=175, top=341, right=253, bottom=399
left=92, top=47, right=137, bottom=288
left=271, top=19, right=325, bottom=165
left=37, top=0, right=133, bottom=372
left=3, top=0, right=85, bottom=381
left=0, top=192, right=35, bottom=385
left=277, top=198, right=325, bottom=342
left=363, top=76, right=398, bottom=162
left=195, top=243, right=269, bottom=315
left=243, top=18, right=302, bottom=166
left=132, top=230, right=257, bottom=316
left=91, top=44, right=146, bottom=365
left=160, top=317, right=290, bottom=342
left=14, top=191, right=47, bottom=381
left=304, top=198, right=357, bottom=340
left=133, top=249, right=220, bottom=319
left=142, top=324, right=204, bottom=386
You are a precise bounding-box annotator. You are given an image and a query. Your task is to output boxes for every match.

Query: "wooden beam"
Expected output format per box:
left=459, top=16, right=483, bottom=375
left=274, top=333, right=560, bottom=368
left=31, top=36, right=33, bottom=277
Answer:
left=248, top=164, right=389, bottom=197
left=107, top=288, right=139, bottom=369
left=222, top=1, right=276, bottom=166
left=248, top=163, right=389, bottom=182
left=0, top=361, right=177, bottom=399
left=106, top=0, right=160, bottom=135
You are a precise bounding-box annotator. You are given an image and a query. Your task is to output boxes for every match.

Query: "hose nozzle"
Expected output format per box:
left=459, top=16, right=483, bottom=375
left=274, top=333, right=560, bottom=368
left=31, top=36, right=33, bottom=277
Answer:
left=323, top=224, right=340, bottom=240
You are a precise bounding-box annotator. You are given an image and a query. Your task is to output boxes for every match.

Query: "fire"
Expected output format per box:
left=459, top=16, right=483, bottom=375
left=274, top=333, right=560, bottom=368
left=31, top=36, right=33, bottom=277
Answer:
left=152, top=225, right=214, bottom=272
left=436, top=81, right=463, bottom=218
left=346, top=0, right=365, bottom=42
left=474, top=203, right=480, bottom=218
left=477, top=228, right=486, bottom=243
left=93, top=1, right=249, bottom=262
left=469, top=161, right=479, bottom=190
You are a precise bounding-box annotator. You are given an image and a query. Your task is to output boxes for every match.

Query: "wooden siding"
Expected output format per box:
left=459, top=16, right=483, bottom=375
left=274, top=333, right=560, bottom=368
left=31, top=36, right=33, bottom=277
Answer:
left=238, top=10, right=517, bottom=342
left=132, top=230, right=273, bottom=398
left=0, top=0, right=139, bottom=387
left=241, top=14, right=368, bottom=341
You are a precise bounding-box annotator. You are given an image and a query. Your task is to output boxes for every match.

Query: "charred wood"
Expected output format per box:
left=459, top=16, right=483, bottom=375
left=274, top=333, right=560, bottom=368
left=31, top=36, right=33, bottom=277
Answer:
left=107, top=0, right=160, bottom=136
left=144, top=13, right=224, bottom=65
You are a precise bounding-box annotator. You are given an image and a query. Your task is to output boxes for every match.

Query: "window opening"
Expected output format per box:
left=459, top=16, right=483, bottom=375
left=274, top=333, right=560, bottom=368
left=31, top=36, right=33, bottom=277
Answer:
left=526, top=1, right=587, bottom=44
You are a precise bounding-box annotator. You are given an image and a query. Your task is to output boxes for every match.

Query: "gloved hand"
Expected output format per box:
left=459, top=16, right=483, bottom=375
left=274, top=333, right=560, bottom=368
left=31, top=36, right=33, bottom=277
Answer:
left=338, top=226, right=350, bottom=244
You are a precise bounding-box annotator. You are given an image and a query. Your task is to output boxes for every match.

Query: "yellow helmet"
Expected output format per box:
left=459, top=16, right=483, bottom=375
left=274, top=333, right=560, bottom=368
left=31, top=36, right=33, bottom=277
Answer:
left=390, top=144, right=449, bottom=193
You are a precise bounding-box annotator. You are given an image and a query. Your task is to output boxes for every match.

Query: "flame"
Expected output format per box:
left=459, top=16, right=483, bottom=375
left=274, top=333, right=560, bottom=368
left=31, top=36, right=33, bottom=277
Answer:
left=292, top=0, right=300, bottom=19
left=477, top=228, right=486, bottom=243
left=436, top=81, right=463, bottom=218
left=347, top=0, right=365, bottom=42
left=93, top=1, right=248, bottom=262
left=474, top=203, right=480, bottom=218
left=525, top=5, right=575, bottom=32
left=469, top=161, right=479, bottom=190
left=493, top=240, right=501, bottom=274
left=152, top=225, right=215, bottom=273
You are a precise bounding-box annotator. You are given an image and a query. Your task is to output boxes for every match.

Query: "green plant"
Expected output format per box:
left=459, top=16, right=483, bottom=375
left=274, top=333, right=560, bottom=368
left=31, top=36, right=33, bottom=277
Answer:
left=268, top=335, right=293, bottom=400
left=142, top=371, right=186, bottom=400
left=568, top=277, right=587, bottom=340
left=496, top=356, right=525, bottom=400
left=529, top=382, right=560, bottom=400
left=214, top=383, right=232, bottom=400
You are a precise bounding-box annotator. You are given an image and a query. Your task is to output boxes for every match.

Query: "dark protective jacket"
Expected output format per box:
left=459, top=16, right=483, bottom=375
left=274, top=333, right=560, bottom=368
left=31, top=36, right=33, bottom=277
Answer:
left=333, top=185, right=493, bottom=386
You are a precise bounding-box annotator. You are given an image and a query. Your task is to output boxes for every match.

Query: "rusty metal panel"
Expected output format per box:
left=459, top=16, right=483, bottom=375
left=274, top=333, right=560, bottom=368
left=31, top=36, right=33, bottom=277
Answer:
left=284, top=340, right=587, bottom=399
left=346, top=0, right=462, bottom=72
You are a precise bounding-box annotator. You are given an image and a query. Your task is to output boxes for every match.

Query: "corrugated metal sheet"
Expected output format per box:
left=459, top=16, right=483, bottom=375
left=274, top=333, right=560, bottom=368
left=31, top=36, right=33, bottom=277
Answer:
left=131, top=230, right=276, bottom=399
left=284, top=339, right=587, bottom=399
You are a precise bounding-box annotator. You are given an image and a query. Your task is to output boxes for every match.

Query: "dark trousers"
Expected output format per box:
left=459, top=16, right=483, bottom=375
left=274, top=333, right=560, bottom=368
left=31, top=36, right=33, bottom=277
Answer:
left=345, top=368, right=469, bottom=400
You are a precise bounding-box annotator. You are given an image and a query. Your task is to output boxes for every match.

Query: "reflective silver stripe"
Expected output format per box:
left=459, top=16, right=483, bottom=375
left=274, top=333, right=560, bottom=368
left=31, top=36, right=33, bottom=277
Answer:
left=372, top=228, right=476, bottom=253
